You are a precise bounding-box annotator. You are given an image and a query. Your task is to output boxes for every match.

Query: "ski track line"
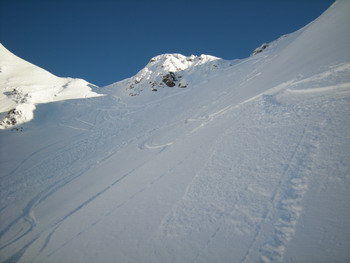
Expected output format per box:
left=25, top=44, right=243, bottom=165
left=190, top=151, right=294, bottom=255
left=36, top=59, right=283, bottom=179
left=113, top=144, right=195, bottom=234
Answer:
left=186, top=130, right=232, bottom=263
left=75, top=117, right=95, bottom=127
left=37, top=127, right=178, bottom=255
left=2, top=158, right=141, bottom=262
left=260, top=127, right=317, bottom=263
left=192, top=220, right=223, bottom=263
left=4, top=140, right=60, bottom=180
left=0, top=165, right=92, bottom=250
left=58, top=123, right=89, bottom=131
left=45, top=153, right=188, bottom=259
left=0, top=204, right=8, bottom=215
left=39, top=224, right=61, bottom=254
left=240, top=124, right=317, bottom=263
left=1, top=112, right=143, bottom=258
left=2, top=235, right=40, bottom=263
left=156, top=113, right=244, bottom=261
left=0, top=93, right=248, bottom=261
left=289, top=62, right=350, bottom=87
left=189, top=105, right=234, bottom=134
left=189, top=79, right=297, bottom=135
left=141, top=142, right=174, bottom=150
left=46, top=123, right=224, bottom=260
left=10, top=131, right=95, bottom=180
left=240, top=125, right=308, bottom=263
left=287, top=82, right=350, bottom=94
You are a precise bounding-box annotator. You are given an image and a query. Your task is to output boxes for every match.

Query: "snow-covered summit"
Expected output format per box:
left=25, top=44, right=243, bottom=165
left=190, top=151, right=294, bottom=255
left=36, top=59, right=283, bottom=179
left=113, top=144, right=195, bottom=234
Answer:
left=149, top=53, right=219, bottom=72
left=0, top=44, right=102, bottom=129
left=108, top=53, right=232, bottom=96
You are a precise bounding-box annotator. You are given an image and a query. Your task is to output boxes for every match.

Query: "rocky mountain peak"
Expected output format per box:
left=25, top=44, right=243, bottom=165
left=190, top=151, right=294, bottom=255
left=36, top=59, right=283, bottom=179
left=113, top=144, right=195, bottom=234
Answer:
left=112, top=53, right=225, bottom=96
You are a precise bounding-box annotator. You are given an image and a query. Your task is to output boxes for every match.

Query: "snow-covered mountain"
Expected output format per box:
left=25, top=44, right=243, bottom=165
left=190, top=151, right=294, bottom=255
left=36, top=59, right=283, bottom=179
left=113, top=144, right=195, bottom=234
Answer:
left=108, top=53, right=233, bottom=96
left=1, top=1, right=350, bottom=262
left=0, top=44, right=102, bottom=129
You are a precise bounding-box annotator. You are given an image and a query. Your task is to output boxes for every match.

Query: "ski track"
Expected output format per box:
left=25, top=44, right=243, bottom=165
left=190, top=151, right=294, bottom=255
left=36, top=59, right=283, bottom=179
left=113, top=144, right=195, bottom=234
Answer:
left=15, top=99, right=229, bottom=261
left=0, top=105, right=140, bottom=259
left=0, top=97, right=195, bottom=261
left=0, top=89, right=326, bottom=263
left=4, top=140, right=61, bottom=180
left=45, top=155, right=190, bottom=260
left=141, top=142, right=174, bottom=150
left=155, top=84, right=325, bottom=263
left=0, top=91, right=343, bottom=262
left=58, top=123, right=90, bottom=131
left=12, top=72, right=338, bottom=262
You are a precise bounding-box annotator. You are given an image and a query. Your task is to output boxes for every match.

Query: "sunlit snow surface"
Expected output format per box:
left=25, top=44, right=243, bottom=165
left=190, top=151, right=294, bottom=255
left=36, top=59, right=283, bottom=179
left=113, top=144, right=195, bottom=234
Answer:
left=0, top=44, right=101, bottom=129
left=1, top=1, right=350, bottom=262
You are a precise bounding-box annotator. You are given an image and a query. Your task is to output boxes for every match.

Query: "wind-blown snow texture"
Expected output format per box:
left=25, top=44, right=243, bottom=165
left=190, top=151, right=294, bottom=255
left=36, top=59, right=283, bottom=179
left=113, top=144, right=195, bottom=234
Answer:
left=1, top=1, right=350, bottom=262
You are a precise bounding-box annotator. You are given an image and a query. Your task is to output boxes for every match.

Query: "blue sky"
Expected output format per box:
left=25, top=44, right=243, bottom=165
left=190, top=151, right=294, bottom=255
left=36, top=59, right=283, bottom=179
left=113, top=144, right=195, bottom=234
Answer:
left=0, top=0, right=334, bottom=86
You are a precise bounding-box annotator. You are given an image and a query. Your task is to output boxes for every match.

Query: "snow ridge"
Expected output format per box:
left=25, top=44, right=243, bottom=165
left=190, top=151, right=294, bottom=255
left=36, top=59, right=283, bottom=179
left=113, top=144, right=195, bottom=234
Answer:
left=0, top=44, right=102, bottom=129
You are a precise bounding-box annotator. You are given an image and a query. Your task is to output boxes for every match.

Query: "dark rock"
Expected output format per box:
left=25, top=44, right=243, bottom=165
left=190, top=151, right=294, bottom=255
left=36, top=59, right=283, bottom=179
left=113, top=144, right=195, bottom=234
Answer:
left=251, top=43, right=269, bottom=56
left=162, top=72, right=177, bottom=87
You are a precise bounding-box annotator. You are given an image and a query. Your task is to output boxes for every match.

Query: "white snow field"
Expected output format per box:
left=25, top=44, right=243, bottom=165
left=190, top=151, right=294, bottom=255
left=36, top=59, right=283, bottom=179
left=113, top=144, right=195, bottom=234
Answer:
left=1, top=0, right=350, bottom=262
left=0, top=44, right=102, bottom=129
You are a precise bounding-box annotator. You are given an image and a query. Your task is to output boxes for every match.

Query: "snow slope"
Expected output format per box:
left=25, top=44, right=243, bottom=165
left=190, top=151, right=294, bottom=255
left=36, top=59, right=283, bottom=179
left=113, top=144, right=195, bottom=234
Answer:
left=1, top=0, right=350, bottom=262
left=0, top=44, right=102, bottom=129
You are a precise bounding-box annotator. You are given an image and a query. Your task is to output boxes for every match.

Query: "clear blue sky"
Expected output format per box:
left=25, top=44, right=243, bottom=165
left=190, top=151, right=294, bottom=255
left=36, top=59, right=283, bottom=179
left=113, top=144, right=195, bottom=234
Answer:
left=0, top=0, right=334, bottom=86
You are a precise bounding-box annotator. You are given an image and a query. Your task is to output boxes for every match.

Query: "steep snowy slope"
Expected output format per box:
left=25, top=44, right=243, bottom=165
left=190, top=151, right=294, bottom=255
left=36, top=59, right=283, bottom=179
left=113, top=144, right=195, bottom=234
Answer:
left=1, top=1, right=350, bottom=263
left=0, top=44, right=102, bottom=129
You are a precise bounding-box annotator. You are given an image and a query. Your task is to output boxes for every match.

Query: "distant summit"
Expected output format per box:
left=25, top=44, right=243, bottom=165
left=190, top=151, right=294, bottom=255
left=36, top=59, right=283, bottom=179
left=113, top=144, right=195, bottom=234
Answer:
left=108, top=53, right=233, bottom=96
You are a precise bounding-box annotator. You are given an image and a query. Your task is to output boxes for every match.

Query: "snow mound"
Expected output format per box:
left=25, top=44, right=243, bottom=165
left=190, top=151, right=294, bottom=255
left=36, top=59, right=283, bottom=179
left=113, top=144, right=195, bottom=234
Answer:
left=0, top=44, right=102, bottom=129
